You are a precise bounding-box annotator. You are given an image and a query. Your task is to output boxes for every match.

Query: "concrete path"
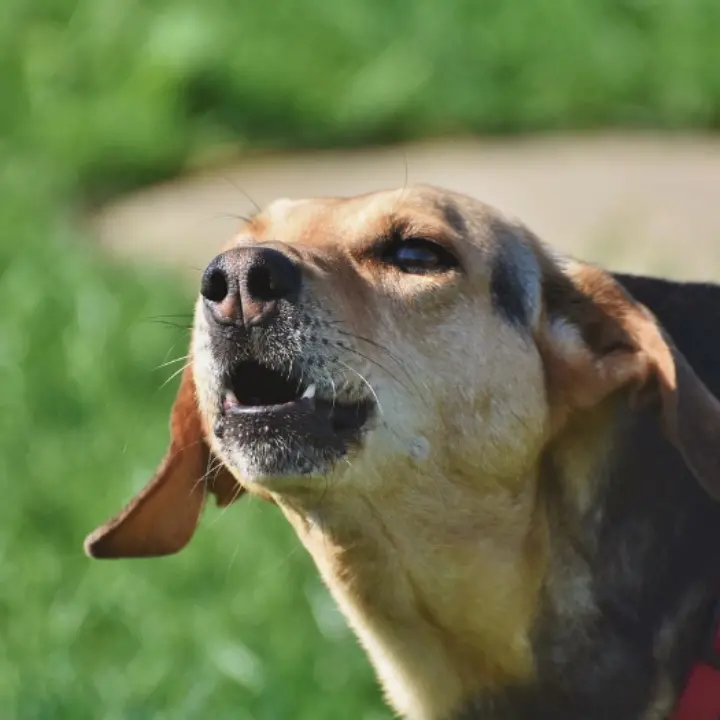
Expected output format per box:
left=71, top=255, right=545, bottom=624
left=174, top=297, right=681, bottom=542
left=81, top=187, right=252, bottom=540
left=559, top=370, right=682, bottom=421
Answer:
left=92, top=134, right=720, bottom=282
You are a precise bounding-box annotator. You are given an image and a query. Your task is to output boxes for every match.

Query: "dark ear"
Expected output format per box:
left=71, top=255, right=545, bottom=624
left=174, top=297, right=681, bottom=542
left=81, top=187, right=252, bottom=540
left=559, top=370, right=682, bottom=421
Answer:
left=84, top=365, right=243, bottom=559
left=538, top=260, right=720, bottom=500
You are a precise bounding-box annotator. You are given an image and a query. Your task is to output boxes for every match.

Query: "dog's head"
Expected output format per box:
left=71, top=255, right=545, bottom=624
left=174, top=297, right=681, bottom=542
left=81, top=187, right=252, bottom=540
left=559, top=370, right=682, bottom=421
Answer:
left=85, top=186, right=720, bottom=559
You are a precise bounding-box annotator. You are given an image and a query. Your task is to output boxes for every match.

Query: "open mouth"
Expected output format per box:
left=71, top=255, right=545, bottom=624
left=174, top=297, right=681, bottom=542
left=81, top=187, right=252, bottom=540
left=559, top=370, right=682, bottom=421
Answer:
left=221, top=360, right=373, bottom=434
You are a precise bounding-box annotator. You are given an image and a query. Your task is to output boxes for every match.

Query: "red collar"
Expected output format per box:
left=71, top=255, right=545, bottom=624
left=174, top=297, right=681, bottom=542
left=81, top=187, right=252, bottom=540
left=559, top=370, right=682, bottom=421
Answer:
left=673, top=603, right=720, bottom=719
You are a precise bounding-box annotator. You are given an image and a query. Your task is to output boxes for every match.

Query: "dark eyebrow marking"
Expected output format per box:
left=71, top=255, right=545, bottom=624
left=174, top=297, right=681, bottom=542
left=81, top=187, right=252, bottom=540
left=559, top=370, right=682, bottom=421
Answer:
left=487, top=218, right=542, bottom=331
left=491, top=248, right=531, bottom=330
left=438, top=201, right=468, bottom=237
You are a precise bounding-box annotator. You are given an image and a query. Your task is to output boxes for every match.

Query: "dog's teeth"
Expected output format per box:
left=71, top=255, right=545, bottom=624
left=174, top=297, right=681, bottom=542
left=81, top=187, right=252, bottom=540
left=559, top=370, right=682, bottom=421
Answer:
left=302, top=384, right=317, bottom=399
left=223, top=391, right=239, bottom=409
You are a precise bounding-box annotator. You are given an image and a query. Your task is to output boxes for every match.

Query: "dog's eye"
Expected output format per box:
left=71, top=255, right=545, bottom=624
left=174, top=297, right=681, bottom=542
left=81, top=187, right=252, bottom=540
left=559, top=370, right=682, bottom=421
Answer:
left=383, top=238, right=458, bottom=274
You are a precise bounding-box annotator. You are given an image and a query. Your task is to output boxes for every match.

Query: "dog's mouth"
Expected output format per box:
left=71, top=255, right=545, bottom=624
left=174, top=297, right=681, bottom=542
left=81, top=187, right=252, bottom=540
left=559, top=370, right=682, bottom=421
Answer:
left=224, top=360, right=314, bottom=409
left=221, top=360, right=374, bottom=435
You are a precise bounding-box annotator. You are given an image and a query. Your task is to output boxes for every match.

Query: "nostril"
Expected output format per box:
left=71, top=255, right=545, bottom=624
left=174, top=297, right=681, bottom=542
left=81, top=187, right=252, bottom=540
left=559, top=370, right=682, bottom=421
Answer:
left=245, top=249, right=301, bottom=303
left=201, top=267, right=229, bottom=303
left=246, top=265, right=278, bottom=301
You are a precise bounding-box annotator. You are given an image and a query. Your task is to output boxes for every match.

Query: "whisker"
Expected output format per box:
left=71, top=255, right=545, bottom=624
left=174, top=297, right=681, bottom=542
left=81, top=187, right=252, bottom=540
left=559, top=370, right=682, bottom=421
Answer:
left=335, top=329, right=405, bottom=366
left=333, top=358, right=383, bottom=416
left=154, top=354, right=190, bottom=371
left=390, top=151, right=412, bottom=217
left=220, top=175, right=261, bottom=213
left=191, top=451, right=217, bottom=498
left=159, top=361, right=191, bottom=390
left=223, top=537, right=243, bottom=580
left=147, top=319, right=193, bottom=332
left=336, top=344, right=422, bottom=406
left=146, top=314, right=195, bottom=320
left=334, top=329, right=425, bottom=397
left=209, top=212, right=256, bottom=225
left=213, top=480, right=246, bottom=524
left=324, top=368, right=338, bottom=409
left=207, top=455, right=224, bottom=479
left=161, top=437, right=206, bottom=500
left=221, top=491, right=275, bottom=580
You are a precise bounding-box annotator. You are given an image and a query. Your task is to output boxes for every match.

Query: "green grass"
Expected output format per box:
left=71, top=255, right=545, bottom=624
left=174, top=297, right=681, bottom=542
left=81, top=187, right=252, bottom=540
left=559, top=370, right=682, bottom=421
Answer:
left=3, top=0, right=720, bottom=716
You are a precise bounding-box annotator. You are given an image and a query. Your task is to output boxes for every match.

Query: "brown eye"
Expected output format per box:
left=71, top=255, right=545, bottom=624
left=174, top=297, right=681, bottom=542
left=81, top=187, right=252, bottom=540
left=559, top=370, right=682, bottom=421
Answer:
left=383, top=238, right=458, bottom=274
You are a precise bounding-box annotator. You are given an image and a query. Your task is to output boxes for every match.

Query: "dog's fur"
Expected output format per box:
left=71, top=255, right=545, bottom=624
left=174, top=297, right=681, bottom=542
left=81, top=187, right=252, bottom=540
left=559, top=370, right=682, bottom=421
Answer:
left=86, top=186, right=720, bottom=720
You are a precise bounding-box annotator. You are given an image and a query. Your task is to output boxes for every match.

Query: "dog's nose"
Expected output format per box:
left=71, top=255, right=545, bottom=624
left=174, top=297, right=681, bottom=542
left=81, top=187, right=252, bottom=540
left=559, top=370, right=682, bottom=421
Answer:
left=200, top=246, right=301, bottom=327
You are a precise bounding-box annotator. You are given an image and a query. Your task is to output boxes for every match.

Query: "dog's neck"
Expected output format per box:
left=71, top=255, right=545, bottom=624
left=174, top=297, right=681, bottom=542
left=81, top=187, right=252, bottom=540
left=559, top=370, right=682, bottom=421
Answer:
left=273, top=467, right=551, bottom=720
left=263, top=401, right=630, bottom=720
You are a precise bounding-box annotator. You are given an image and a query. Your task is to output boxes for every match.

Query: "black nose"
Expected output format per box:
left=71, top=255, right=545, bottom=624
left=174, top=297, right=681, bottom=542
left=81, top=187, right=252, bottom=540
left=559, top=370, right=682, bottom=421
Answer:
left=200, top=246, right=301, bottom=327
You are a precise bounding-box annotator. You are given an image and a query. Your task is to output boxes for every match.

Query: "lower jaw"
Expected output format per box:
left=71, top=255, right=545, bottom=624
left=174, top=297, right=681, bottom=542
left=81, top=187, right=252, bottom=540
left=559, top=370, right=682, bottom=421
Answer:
left=216, top=421, right=364, bottom=484
left=215, top=397, right=371, bottom=466
left=209, top=390, right=372, bottom=494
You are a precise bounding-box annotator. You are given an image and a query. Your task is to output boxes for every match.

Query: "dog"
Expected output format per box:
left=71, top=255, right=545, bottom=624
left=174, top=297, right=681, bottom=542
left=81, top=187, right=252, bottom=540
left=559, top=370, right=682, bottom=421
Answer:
left=85, top=186, right=720, bottom=720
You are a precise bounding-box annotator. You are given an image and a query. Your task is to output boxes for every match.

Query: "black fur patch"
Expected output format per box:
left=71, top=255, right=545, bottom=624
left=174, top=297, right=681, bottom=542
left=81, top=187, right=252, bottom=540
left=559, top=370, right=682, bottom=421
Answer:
left=491, top=252, right=530, bottom=329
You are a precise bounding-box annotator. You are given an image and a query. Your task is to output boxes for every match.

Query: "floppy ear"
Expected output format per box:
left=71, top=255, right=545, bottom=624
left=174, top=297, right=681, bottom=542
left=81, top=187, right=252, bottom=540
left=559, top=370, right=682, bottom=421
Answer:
left=84, top=365, right=243, bottom=559
left=538, top=260, right=720, bottom=500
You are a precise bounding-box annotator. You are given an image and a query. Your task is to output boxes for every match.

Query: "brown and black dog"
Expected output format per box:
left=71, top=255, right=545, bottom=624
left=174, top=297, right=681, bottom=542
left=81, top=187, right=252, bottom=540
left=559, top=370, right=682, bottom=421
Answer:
left=86, top=186, right=720, bottom=720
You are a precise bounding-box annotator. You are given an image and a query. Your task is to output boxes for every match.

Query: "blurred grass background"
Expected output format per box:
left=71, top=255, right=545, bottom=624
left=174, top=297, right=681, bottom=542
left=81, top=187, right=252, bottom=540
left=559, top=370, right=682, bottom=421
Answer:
left=2, top=0, right=720, bottom=718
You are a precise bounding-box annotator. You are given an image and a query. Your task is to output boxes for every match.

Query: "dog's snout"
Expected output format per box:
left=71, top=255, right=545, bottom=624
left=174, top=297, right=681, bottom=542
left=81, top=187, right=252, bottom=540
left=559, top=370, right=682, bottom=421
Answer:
left=200, top=246, right=301, bottom=327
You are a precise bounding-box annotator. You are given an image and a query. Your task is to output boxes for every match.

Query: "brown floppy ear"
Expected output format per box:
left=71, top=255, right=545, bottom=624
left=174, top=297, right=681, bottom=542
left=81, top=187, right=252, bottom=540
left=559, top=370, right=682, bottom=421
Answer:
left=84, top=365, right=243, bottom=559
left=538, top=260, right=720, bottom=500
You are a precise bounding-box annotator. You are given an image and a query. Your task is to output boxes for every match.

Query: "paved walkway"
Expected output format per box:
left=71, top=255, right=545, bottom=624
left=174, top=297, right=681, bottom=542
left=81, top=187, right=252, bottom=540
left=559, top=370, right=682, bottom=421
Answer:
left=92, top=134, right=720, bottom=282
